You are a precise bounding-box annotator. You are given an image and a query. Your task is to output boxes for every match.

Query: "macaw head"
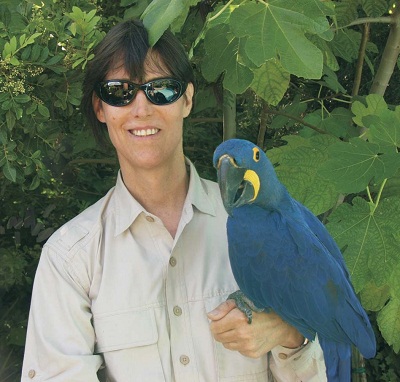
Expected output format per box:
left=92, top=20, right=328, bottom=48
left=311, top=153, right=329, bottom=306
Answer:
left=213, top=139, right=282, bottom=215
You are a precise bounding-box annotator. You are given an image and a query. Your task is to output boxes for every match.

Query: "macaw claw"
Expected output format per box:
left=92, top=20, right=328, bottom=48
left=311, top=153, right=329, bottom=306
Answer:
left=228, top=290, right=264, bottom=324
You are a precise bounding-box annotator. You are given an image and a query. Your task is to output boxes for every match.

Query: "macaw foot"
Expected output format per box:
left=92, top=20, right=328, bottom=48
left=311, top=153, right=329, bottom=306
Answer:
left=227, top=290, right=264, bottom=324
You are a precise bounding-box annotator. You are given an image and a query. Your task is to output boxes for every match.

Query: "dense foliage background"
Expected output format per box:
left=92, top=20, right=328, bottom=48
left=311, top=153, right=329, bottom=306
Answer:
left=1, top=0, right=400, bottom=380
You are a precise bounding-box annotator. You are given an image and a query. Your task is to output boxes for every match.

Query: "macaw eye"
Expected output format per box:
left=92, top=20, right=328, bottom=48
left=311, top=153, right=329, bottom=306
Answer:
left=252, top=147, right=260, bottom=162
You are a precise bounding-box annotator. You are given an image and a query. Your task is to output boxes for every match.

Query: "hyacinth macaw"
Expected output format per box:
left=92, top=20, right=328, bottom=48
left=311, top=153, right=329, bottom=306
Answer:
left=213, top=139, right=376, bottom=382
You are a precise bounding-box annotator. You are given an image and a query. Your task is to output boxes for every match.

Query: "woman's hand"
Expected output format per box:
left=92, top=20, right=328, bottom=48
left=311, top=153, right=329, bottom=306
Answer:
left=208, top=299, right=304, bottom=358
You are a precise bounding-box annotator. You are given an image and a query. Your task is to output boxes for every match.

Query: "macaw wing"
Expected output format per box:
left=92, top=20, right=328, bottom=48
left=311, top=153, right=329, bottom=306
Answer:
left=227, top=204, right=375, bottom=357
left=294, top=199, right=349, bottom=278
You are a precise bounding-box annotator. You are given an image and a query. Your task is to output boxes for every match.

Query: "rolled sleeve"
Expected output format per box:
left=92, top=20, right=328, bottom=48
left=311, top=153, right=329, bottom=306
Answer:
left=270, top=337, right=327, bottom=382
left=21, top=245, right=103, bottom=381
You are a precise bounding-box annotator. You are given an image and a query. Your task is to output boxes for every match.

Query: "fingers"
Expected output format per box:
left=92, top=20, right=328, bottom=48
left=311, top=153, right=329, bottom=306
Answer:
left=208, top=306, right=302, bottom=358
left=207, top=298, right=237, bottom=321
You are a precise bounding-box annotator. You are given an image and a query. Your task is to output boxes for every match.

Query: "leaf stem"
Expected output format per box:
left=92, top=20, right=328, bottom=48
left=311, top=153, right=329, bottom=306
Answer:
left=207, top=0, right=234, bottom=23
left=373, top=178, right=388, bottom=213
left=366, top=185, right=374, bottom=204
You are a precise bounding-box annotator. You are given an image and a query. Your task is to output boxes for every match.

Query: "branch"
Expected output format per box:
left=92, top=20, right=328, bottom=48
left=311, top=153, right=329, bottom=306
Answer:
left=369, top=2, right=400, bottom=96
left=264, top=107, right=339, bottom=138
left=352, top=23, right=370, bottom=96
left=223, top=89, right=237, bottom=140
left=257, top=100, right=269, bottom=148
left=336, top=16, right=394, bottom=30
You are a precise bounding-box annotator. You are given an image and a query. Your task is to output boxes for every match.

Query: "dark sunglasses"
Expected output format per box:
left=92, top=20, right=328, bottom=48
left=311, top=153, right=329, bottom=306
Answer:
left=94, top=77, right=187, bottom=107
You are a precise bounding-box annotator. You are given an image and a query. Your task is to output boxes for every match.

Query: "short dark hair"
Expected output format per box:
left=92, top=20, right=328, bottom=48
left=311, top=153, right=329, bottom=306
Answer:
left=81, top=19, right=195, bottom=145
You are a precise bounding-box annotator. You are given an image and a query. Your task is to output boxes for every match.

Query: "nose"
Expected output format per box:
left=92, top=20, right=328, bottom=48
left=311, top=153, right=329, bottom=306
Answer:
left=129, top=89, right=153, bottom=117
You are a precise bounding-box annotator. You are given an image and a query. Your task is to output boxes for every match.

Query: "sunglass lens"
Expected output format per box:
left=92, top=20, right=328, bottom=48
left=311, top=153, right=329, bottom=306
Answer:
left=100, top=81, right=137, bottom=106
left=147, top=79, right=182, bottom=105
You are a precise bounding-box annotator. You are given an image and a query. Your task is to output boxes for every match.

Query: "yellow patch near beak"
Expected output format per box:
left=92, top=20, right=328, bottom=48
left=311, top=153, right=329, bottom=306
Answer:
left=244, top=170, right=260, bottom=202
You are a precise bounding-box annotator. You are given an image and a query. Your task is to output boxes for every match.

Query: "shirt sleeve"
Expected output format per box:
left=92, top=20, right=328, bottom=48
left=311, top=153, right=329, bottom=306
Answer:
left=21, top=244, right=103, bottom=381
left=269, top=336, right=327, bottom=382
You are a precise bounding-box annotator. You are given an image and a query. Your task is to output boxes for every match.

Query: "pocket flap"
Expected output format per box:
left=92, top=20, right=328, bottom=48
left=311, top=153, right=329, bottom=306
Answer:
left=94, top=308, right=158, bottom=352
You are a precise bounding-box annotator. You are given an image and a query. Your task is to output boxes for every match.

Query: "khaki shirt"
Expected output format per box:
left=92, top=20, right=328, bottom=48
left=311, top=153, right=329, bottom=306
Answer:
left=22, top=160, right=326, bottom=382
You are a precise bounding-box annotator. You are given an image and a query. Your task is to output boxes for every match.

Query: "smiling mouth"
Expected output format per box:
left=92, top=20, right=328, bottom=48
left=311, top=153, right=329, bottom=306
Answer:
left=130, top=128, right=160, bottom=137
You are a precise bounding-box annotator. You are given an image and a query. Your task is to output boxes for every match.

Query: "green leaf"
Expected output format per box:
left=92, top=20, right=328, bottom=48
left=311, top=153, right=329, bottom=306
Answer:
left=10, top=56, right=20, bottom=66
left=250, top=59, right=290, bottom=106
left=202, top=24, right=254, bottom=94
left=21, top=45, right=32, bottom=61
left=318, top=66, right=346, bottom=93
left=30, top=44, right=42, bottom=61
left=268, top=134, right=339, bottom=215
left=26, top=103, right=37, bottom=115
left=2, top=100, right=12, bottom=111
left=69, top=22, right=77, bottom=36
left=68, top=6, right=85, bottom=21
left=46, top=54, right=63, bottom=65
left=318, top=138, right=400, bottom=194
left=142, top=0, right=184, bottom=45
left=359, top=281, right=390, bottom=312
left=377, top=298, right=400, bottom=353
left=29, top=174, right=40, bottom=190
left=31, top=150, right=41, bottom=159
left=39, top=47, right=49, bottom=62
left=230, top=0, right=332, bottom=79
left=9, top=35, right=17, bottom=53
left=363, top=109, right=400, bottom=149
left=2, top=161, right=17, bottom=182
left=24, top=32, right=42, bottom=47
left=352, top=94, right=388, bottom=128
left=308, top=36, right=339, bottom=71
left=269, top=96, right=307, bottom=130
left=302, top=107, right=358, bottom=139
left=37, top=104, right=50, bottom=118
left=14, top=94, right=31, bottom=103
left=329, top=29, right=361, bottom=63
left=0, top=130, right=7, bottom=145
left=6, top=110, right=15, bottom=130
left=361, top=0, right=388, bottom=18
left=19, top=34, right=26, bottom=47
left=327, top=197, right=400, bottom=292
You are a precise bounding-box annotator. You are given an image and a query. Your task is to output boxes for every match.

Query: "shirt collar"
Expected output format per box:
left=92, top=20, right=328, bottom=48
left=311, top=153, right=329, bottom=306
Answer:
left=185, top=158, right=217, bottom=217
left=113, top=158, right=217, bottom=236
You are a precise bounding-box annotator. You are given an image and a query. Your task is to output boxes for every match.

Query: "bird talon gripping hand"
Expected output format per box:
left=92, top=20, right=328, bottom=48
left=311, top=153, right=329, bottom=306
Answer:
left=213, top=139, right=376, bottom=382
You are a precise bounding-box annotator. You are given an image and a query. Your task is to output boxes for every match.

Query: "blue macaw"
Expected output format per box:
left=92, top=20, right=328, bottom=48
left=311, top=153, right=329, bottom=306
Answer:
left=213, top=139, right=376, bottom=382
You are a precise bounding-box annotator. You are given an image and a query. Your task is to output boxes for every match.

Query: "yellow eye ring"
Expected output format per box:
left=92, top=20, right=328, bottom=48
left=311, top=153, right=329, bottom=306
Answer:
left=253, top=147, right=260, bottom=162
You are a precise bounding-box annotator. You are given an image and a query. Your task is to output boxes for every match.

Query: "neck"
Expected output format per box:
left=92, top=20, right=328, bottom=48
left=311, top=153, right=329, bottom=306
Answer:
left=120, top=157, right=189, bottom=237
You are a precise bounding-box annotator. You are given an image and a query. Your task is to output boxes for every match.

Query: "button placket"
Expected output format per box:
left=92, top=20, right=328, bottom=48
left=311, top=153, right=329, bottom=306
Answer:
left=166, top=245, right=197, bottom=379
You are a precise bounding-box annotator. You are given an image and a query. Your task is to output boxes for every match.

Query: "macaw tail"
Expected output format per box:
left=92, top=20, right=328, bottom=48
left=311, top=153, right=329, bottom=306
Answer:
left=319, top=337, right=351, bottom=382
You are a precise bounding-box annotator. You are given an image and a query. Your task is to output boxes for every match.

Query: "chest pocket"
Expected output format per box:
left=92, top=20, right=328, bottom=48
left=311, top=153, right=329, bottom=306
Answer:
left=93, top=307, right=166, bottom=382
left=205, top=294, right=270, bottom=382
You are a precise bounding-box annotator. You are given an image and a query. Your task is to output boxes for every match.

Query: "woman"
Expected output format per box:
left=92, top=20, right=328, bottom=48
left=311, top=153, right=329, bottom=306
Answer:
left=22, top=19, right=326, bottom=381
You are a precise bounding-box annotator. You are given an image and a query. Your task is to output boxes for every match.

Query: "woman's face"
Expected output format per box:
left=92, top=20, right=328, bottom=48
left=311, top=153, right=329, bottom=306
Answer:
left=93, top=57, right=194, bottom=174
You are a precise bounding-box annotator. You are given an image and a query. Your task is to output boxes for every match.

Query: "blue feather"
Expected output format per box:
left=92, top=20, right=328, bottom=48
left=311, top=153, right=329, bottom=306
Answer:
left=213, top=139, right=376, bottom=382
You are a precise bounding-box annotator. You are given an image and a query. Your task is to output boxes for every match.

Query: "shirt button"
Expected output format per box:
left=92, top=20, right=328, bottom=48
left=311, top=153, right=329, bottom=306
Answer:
left=28, top=369, right=36, bottom=378
left=278, top=353, right=288, bottom=360
left=173, top=306, right=182, bottom=316
left=146, top=216, right=155, bottom=222
left=180, top=355, right=190, bottom=365
left=169, top=257, right=177, bottom=267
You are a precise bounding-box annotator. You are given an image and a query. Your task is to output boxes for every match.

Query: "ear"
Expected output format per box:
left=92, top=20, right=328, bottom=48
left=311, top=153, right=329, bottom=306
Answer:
left=92, top=93, right=106, bottom=123
left=182, top=82, right=194, bottom=118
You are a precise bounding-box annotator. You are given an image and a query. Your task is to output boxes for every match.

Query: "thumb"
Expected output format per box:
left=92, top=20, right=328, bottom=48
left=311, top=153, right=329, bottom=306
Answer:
left=207, top=299, right=237, bottom=321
